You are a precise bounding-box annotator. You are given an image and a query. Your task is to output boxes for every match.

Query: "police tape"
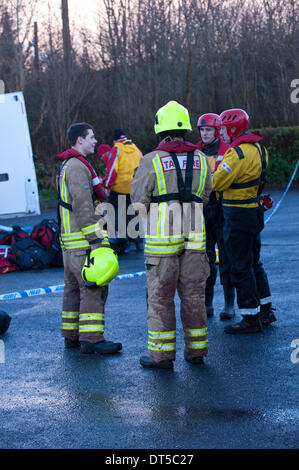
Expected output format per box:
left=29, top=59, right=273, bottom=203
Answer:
left=0, top=225, right=31, bottom=233
left=264, top=160, right=299, bottom=225
left=0, top=271, right=146, bottom=301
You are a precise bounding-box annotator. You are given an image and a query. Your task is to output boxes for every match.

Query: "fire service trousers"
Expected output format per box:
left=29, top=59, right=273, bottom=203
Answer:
left=61, top=250, right=108, bottom=343
left=145, top=251, right=210, bottom=362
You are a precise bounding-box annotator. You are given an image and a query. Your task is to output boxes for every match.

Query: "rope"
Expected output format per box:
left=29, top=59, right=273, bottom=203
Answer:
left=264, top=160, right=299, bottom=225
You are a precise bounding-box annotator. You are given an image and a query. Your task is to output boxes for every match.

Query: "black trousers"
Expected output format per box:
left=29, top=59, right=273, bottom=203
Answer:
left=204, top=204, right=233, bottom=304
left=222, top=206, right=271, bottom=311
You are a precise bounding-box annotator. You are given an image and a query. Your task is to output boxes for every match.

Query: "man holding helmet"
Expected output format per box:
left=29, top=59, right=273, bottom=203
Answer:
left=213, top=109, right=276, bottom=334
left=196, top=113, right=234, bottom=320
left=57, top=122, right=122, bottom=354
left=131, top=101, right=212, bottom=369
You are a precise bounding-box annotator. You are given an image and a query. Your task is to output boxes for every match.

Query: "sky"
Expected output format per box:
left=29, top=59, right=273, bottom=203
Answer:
left=36, top=0, right=100, bottom=31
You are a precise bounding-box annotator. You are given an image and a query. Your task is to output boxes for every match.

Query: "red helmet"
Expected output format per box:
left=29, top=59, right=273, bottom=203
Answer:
left=197, top=113, right=220, bottom=139
left=218, top=109, right=250, bottom=138
left=197, top=113, right=220, bottom=129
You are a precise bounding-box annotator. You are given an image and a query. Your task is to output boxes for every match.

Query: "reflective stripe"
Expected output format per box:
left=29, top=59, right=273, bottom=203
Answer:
left=146, top=236, right=185, bottom=243
left=62, top=323, right=79, bottom=330
left=184, top=241, right=206, bottom=251
left=144, top=243, right=185, bottom=255
left=61, top=233, right=110, bottom=250
left=61, top=239, right=90, bottom=249
left=196, top=153, right=208, bottom=198
left=61, top=165, right=71, bottom=234
left=185, top=328, right=207, bottom=336
left=80, top=313, right=104, bottom=320
left=188, top=340, right=209, bottom=349
left=79, top=326, right=105, bottom=332
left=153, top=156, right=174, bottom=235
left=239, top=307, right=259, bottom=315
left=148, top=330, right=176, bottom=339
left=61, top=232, right=85, bottom=240
left=260, top=296, right=272, bottom=305
left=149, top=151, right=207, bottom=252
left=79, top=313, right=105, bottom=333
left=148, top=342, right=176, bottom=351
left=106, top=148, right=119, bottom=187
left=59, top=161, right=108, bottom=250
left=81, top=223, right=101, bottom=236
left=153, top=154, right=167, bottom=196
left=62, top=311, right=79, bottom=318
left=158, top=202, right=166, bottom=237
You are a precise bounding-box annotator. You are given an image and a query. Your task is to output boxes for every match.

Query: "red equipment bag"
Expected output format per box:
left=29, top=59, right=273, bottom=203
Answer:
left=0, top=246, right=20, bottom=274
left=10, top=226, right=54, bottom=270
left=31, top=219, right=58, bottom=250
left=30, top=219, right=63, bottom=266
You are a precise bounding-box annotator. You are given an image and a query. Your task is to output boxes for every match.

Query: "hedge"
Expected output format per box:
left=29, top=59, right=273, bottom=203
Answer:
left=131, top=126, right=299, bottom=186
left=252, top=126, right=299, bottom=185
left=36, top=126, right=299, bottom=198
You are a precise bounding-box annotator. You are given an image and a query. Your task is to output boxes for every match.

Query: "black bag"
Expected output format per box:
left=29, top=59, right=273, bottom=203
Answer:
left=0, top=229, right=11, bottom=245
left=0, top=311, right=11, bottom=335
left=10, top=226, right=55, bottom=270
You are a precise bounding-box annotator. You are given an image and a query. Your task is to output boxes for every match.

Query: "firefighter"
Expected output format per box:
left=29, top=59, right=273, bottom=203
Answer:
left=97, top=129, right=143, bottom=254
left=131, top=101, right=212, bottom=369
left=57, top=122, right=122, bottom=354
left=196, top=113, right=235, bottom=320
left=213, top=109, right=276, bottom=334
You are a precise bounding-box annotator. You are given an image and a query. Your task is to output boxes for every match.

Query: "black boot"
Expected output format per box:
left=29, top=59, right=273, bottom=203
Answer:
left=205, top=306, right=214, bottom=317
left=140, top=355, right=173, bottom=369
left=184, top=353, right=205, bottom=365
left=64, top=338, right=80, bottom=349
left=220, top=285, right=236, bottom=320
left=80, top=340, right=122, bottom=354
left=205, top=285, right=214, bottom=317
left=224, top=313, right=262, bottom=334
left=260, top=303, right=277, bottom=326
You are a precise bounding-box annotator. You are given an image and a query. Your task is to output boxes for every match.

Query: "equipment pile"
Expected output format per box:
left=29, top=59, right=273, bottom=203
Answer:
left=0, top=219, right=63, bottom=274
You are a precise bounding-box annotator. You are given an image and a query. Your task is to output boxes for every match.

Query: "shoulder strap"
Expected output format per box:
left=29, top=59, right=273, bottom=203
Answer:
left=252, top=142, right=267, bottom=195
left=56, top=160, right=73, bottom=233
left=233, top=146, right=245, bottom=160
left=151, top=151, right=202, bottom=203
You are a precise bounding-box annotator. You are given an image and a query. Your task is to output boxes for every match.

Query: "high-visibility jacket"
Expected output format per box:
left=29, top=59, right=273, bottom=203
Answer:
left=57, top=157, right=109, bottom=251
left=131, top=139, right=212, bottom=257
left=212, top=133, right=268, bottom=208
left=103, top=139, right=142, bottom=194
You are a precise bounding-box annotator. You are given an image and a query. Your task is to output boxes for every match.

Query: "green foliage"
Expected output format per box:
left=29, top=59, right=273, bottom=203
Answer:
left=254, top=127, right=299, bottom=185
left=34, top=126, right=299, bottom=191
left=35, top=160, right=57, bottom=191
left=38, top=188, right=57, bottom=204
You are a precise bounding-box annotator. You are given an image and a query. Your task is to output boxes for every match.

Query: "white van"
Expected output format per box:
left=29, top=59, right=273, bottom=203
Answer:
left=0, top=91, right=40, bottom=218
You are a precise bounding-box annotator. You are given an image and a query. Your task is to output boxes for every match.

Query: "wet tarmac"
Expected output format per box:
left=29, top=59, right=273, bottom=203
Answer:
left=0, top=190, right=298, bottom=450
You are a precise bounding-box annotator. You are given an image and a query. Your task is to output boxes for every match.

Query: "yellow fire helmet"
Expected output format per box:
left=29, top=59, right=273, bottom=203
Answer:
left=154, top=100, right=192, bottom=135
left=81, top=247, right=119, bottom=287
